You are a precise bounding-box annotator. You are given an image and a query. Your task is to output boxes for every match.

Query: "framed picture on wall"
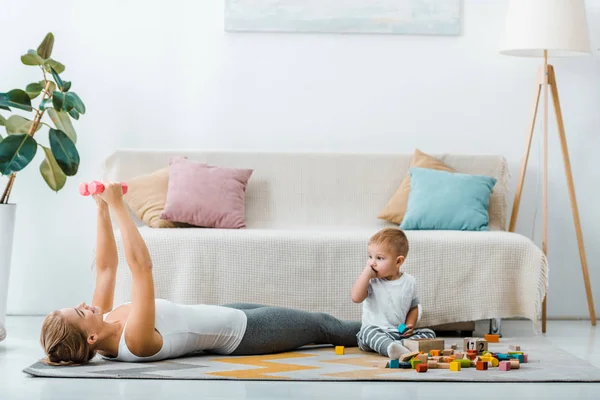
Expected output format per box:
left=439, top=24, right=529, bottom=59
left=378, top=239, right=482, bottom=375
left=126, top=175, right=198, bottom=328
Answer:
left=225, top=0, right=461, bottom=36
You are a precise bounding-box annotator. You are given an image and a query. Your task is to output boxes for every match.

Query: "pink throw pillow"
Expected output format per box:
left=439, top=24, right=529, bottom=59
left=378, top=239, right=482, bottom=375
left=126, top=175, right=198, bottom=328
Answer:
left=160, top=157, right=254, bottom=228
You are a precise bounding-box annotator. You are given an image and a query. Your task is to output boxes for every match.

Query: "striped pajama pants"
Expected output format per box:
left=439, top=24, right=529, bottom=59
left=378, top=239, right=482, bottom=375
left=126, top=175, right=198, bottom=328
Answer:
left=357, top=325, right=436, bottom=357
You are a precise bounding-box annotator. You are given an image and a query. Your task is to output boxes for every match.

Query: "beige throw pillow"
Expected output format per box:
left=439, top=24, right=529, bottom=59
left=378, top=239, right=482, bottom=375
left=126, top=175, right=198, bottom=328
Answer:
left=124, top=167, right=187, bottom=228
left=378, top=149, right=456, bottom=225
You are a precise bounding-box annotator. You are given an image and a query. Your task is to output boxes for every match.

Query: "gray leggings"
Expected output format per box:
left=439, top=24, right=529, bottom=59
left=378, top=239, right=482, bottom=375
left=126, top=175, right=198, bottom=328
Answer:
left=222, top=303, right=361, bottom=355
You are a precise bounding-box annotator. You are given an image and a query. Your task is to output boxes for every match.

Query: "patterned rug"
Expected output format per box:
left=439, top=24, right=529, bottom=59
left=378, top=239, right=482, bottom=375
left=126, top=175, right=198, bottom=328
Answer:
left=24, top=336, right=600, bottom=382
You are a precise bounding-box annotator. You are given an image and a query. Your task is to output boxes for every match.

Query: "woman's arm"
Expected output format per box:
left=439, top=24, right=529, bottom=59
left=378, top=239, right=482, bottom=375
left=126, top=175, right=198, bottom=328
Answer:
left=100, top=183, right=162, bottom=357
left=91, top=199, right=118, bottom=312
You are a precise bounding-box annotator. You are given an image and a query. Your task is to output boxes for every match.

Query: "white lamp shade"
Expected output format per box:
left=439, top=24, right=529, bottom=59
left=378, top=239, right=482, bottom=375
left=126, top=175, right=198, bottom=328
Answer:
left=500, top=0, right=591, bottom=57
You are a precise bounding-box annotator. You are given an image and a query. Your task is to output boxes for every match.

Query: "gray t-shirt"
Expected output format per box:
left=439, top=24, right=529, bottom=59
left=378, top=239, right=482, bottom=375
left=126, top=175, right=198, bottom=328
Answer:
left=361, top=272, right=420, bottom=329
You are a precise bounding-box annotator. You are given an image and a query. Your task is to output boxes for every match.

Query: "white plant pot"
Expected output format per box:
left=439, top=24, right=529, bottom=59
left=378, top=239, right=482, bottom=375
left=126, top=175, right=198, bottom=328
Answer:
left=0, top=203, right=16, bottom=343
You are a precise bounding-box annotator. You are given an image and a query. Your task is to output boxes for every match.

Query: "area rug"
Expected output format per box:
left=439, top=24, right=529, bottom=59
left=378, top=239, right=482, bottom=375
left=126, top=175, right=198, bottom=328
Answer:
left=23, top=336, right=600, bottom=382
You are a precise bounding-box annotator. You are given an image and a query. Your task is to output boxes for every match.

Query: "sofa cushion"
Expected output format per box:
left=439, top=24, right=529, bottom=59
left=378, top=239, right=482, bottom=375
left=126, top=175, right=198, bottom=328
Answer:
left=123, top=167, right=188, bottom=228
left=378, top=149, right=455, bottom=225
left=400, top=167, right=497, bottom=231
left=160, top=157, right=254, bottom=229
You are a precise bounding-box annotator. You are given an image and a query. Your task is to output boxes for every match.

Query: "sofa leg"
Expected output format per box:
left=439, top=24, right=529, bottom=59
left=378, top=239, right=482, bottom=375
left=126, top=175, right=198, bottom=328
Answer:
left=489, top=318, right=502, bottom=337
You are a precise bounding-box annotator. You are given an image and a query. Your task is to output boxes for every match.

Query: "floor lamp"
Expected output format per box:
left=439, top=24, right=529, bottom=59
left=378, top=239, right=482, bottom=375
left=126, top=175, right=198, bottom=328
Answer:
left=500, top=0, right=596, bottom=333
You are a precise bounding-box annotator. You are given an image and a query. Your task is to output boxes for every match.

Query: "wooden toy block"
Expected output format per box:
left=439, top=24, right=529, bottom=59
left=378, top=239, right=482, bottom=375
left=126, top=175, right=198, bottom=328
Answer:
left=499, top=361, right=511, bottom=371
left=442, top=349, right=454, bottom=356
left=374, top=360, right=389, bottom=368
left=416, top=354, right=428, bottom=364
left=430, top=350, right=441, bottom=357
left=496, top=353, right=512, bottom=361
left=400, top=351, right=420, bottom=362
left=490, top=358, right=499, bottom=368
left=508, top=351, right=524, bottom=355
left=398, top=323, right=407, bottom=334
left=410, top=359, right=422, bottom=369
left=416, top=364, right=428, bottom=373
left=449, top=361, right=461, bottom=372
left=457, top=359, right=471, bottom=368
left=389, top=359, right=400, bottom=368
left=399, top=361, right=412, bottom=369
left=427, top=360, right=439, bottom=369
left=430, top=356, right=441, bottom=361
left=509, top=345, right=521, bottom=351
left=509, top=359, right=521, bottom=369
left=464, top=338, right=489, bottom=354
left=523, top=354, right=528, bottom=363
left=454, top=352, right=464, bottom=359
left=437, top=362, right=450, bottom=369
left=451, top=343, right=458, bottom=350
left=484, top=334, right=500, bottom=343
left=335, top=346, right=344, bottom=355
left=514, top=354, right=525, bottom=363
left=403, top=338, right=445, bottom=354
left=476, top=361, right=488, bottom=370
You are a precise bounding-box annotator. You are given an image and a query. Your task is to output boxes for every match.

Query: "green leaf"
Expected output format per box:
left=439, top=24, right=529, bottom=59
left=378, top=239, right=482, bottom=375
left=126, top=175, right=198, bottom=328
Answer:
left=39, top=80, right=56, bottom=94
left=5, top=115, right=41, bottom=135
left=47, top=109, right=76, bottom=143
left=50, top=67, right=65, bottom=91
left=0, top=134, right=37, bottom=175
left=68, top=108, right=80, bottom=120
left=65, top=92, right=85, bottom=114
left=39, top=98, right=53, bottom=111
left=43, top=59, right=65, bottom=74
left=25, top=83, right=44, bottom=99
left=21, top=49, right=44, bottom=66
left=52, top=91, right=64, bottom=110
left=49, top=128, right=79, bottom=176
left=37, top=33, right=54, bottom=59
left=40, top=145, right=66, bottom=191
left=0, top=106, right=10, bottom=111
left=0, top=90, right=33, bottom=112
left=0, top=114, right=5, bottom=126
left=62, top=81, right=71, bottom=92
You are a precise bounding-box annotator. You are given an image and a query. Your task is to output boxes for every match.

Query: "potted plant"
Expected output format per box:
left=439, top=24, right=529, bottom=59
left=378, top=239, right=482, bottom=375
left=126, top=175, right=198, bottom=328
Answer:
left=0, top=33, right=84, bottom=342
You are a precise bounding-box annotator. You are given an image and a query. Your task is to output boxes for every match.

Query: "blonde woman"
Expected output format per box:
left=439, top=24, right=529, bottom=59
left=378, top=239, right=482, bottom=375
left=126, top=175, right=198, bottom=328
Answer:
left=40, top=182, right=360, bottom=365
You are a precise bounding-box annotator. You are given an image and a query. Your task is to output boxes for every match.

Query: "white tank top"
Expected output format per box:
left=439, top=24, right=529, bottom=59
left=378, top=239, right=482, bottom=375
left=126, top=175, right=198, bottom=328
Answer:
left=101, top=299, right=247, bottom=362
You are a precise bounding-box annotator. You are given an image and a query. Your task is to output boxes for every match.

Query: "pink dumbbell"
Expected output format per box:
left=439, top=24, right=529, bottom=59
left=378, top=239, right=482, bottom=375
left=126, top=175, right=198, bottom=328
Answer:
left=79, top=180, right=128, bottom=196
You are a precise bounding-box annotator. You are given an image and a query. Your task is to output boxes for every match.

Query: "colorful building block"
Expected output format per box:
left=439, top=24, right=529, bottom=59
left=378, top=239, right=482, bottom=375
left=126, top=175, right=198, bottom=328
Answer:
left=509, top=359, right=521, bottom=369
left=442, top=349, right=454, bottom=356
left=457, top=359, right=471, bottom=368
left=427, top=360, right=439, bottom=369
left=484, top=334, right=500, bottom=343
left=499, top=361, right=511, bottom=371
left=416, top=364, right=428, bottom=373
left=410, top=359, right=422, bottom=369
left=398, top=323, right=407, bottom=334
left=509, top=345, right=521, bottom=351
left=454, top=352, right=464, bottom=359
left=476, top=361, right=488, bottom=371
left=403, top=339, right=445, bottom=354
left=451, top=343, right=458, bottom=350
left=399, top=361, right=412, bottom=369
left=450, top=361, right=461, bottom=371
left=400, top=351, right=419, bottom=362
left=430, top=350, right=441, bottom=357
left=416, top=354, right=428, bottom=364
left=335, top=346, right=344, bottom=355
left=523, top=354, right=528, bottom=363
left=464, top=338, right=489, bottom=354
left=389, top=359, right=400, bottom=368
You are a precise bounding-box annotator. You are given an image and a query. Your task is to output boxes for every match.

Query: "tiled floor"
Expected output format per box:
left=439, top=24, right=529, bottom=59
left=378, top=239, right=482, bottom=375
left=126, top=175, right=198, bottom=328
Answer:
left=1, top=317, right=599, bottom=400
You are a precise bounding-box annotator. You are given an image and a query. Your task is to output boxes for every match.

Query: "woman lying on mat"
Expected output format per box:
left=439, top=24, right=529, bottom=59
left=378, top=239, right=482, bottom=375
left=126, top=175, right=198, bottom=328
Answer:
left=39, top=182, right=360, bottom=365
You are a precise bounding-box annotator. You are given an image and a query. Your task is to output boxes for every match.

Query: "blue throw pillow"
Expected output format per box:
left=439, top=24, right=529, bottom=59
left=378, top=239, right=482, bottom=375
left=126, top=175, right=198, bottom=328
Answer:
left=399, top=167, right=497, bottom=231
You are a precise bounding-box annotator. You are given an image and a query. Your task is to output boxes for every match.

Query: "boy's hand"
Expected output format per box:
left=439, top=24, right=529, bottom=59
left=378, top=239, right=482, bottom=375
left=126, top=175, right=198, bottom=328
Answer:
left=401, top=324, right=414, bottom=337
left=363, top=264, right=377, bottom=279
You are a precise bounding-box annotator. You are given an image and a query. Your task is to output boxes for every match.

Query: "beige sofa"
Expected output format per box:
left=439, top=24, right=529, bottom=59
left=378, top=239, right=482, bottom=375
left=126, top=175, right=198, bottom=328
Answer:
left=100, top=149, right=548, bottom=333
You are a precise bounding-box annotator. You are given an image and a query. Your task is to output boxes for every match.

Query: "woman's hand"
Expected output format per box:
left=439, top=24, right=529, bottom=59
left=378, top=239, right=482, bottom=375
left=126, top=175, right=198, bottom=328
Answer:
left=93, top=194, right=107, bottom=209
left=97, top=181, right=125, bottom=208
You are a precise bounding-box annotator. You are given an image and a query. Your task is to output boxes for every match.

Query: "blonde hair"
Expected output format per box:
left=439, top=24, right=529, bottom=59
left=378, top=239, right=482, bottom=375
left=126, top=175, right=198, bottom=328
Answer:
left=40, top=311, right=96, bottom=366
left=369, top=228, right=409, bottom=258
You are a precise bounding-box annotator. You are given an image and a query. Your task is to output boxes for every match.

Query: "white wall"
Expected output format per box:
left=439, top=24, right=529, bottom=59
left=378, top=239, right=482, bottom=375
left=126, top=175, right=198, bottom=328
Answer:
left=1, top=0, right=600, bottom=319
